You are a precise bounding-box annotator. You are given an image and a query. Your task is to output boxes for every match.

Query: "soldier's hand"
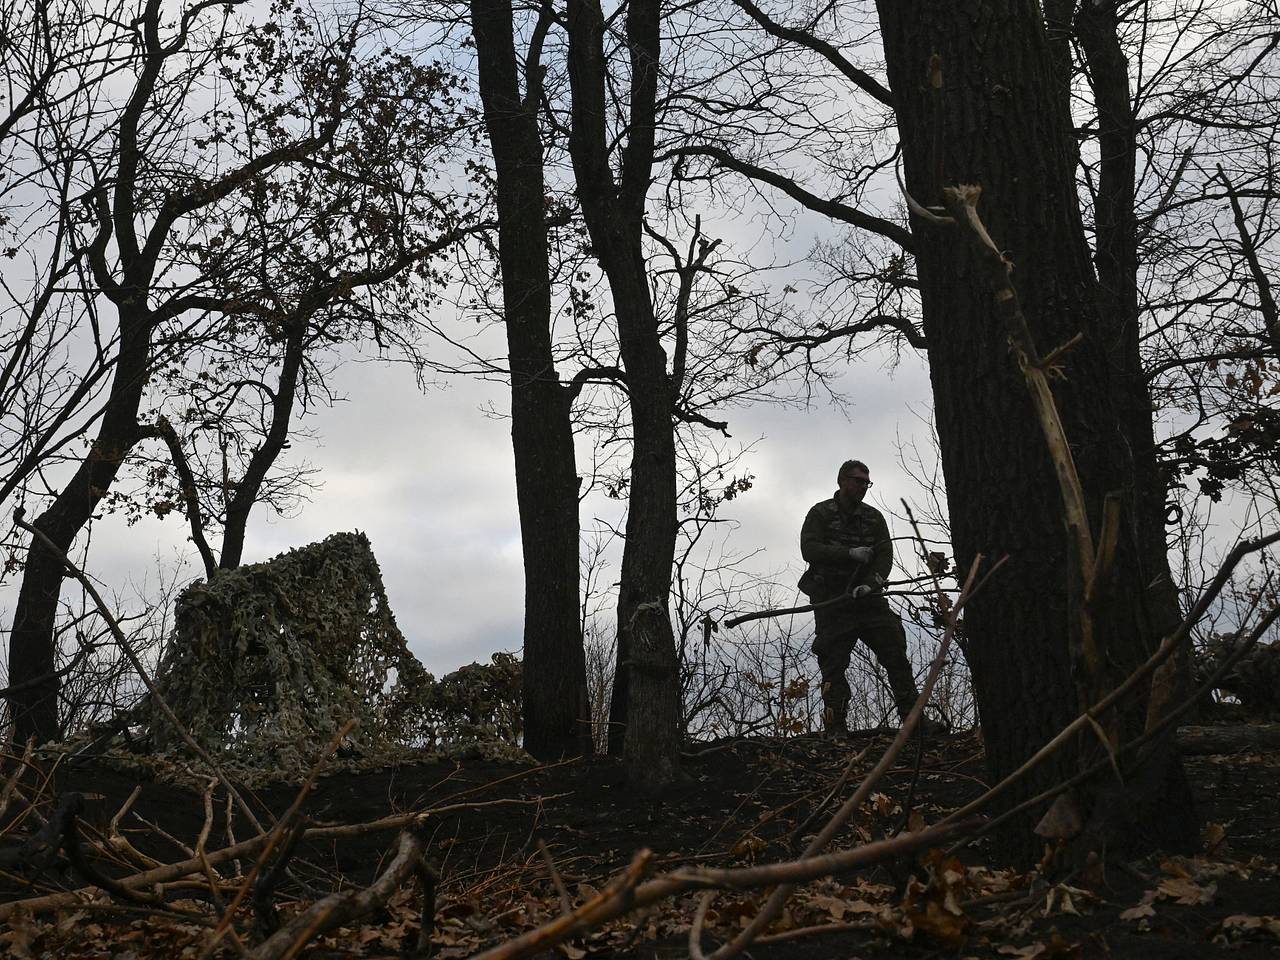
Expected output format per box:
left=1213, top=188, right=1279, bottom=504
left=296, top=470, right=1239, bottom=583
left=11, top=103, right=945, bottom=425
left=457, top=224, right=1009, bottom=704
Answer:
left=850, top=584, right=875, bottom=599
left=848, top=546, right=874, bottom=564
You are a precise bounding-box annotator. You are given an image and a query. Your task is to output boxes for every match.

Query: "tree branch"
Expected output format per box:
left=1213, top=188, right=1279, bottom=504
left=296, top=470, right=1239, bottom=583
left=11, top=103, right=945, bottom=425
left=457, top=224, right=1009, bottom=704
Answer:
left=729, top=0, right=895, bottom=108
left=1217, top=165, right=1280, bottom=354
left=153, top=416, right=218, bottom=581
left=673, top=146, right=915, bottom=253
left=673, top=406, right=730, bottom=435
left=566, top=365, right=627, bottom=402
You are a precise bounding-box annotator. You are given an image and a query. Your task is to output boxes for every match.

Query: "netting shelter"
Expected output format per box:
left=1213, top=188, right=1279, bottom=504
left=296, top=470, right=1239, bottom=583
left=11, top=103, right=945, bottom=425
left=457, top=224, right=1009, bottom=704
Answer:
left=149, top=532, right=519, bottom=769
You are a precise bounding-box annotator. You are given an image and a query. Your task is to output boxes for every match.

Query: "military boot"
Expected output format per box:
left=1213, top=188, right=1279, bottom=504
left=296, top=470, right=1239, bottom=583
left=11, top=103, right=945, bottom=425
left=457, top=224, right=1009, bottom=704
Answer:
left=822, top=695, right=850, bottom=738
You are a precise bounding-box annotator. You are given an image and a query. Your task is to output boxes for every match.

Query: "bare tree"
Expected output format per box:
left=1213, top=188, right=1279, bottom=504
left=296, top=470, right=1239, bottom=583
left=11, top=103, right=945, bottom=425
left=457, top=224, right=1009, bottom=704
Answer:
left=561, top=0, right=688, bottom=783
left=4, top=0, right=477, bottom=743
left=469, top=0, right=590, bottom=759
left=0, top=0, right=137, bottom=516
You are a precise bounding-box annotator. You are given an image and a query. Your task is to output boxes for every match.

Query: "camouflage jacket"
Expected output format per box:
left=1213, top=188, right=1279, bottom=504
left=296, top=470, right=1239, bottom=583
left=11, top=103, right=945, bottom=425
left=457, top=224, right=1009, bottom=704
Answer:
left=798, top=495, right=893, bottom=599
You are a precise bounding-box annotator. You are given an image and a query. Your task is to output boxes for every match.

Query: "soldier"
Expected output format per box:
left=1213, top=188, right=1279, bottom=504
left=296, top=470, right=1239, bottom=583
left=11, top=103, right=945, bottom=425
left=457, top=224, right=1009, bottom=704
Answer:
left=799, top=459, right=925, bottom=735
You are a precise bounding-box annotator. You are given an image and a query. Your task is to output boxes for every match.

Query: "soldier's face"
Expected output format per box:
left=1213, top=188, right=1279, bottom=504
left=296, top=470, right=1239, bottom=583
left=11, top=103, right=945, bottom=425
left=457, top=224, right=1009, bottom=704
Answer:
left=838, top=468, right=871, bottom=504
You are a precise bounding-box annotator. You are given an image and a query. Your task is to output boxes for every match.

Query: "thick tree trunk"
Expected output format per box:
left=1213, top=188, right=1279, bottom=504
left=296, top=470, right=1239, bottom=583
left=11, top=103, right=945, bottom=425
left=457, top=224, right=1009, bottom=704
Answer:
left=472, top=0, right=590, bottom=759
left=609, top=250, right=683, bottom=786
left=566, top=0, right=682, bottom=783
left=874, top=0, right=1196, bottom=858
left=7, top=317, right=150, bottom=745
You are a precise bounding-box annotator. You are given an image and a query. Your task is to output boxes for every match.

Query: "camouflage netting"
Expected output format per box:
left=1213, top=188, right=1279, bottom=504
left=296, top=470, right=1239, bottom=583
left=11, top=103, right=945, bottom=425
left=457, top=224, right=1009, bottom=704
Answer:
left=1197, top=635, right=1280, bottom=720
left=145, top=532, right=523, bottom=770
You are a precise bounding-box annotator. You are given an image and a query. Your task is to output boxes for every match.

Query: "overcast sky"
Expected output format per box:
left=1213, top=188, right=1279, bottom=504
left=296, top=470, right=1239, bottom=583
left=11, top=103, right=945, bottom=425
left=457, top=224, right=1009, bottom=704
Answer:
left=0, top=303, right=938, bottom=678
left=0, top=35, right=946, bottom=683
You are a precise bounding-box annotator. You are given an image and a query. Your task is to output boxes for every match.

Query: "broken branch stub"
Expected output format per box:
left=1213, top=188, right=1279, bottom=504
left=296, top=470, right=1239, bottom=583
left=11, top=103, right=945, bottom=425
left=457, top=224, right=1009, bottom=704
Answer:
left=938, top=184, right=1105, bottom=710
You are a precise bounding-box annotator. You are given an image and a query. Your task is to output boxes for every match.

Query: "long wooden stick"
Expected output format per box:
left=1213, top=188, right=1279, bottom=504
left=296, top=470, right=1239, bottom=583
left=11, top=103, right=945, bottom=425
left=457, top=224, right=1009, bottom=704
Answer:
left=200, top=720, right=356, bottom=958
left=13, top=511, right=268, bottom=835
left=464, top=817, right=980, bottom=960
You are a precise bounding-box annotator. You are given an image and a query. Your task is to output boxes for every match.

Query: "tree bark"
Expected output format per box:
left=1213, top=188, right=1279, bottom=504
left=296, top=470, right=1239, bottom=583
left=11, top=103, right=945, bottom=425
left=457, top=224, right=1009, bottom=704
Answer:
left=874, top=0, right=1196, bottom=859
left=7, top=313, right=150, bottom=743
left=566, top=0, right=682, bottom=784
left=471, top=0, right=590, bottom=759
left=1073, top=0, right=1187, bottom=664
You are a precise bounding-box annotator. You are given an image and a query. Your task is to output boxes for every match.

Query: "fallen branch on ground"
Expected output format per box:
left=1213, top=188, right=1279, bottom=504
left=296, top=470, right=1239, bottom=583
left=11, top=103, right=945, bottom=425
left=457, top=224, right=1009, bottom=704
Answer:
left=0, top=794, right=557, bottom=924
left=248, top=830, right=428, bottom=960
left=466, top=816, right=981, bottom=960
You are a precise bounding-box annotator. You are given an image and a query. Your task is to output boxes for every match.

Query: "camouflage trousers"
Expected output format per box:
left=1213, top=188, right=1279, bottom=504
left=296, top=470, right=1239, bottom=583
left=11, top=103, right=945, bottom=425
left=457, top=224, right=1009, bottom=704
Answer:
left=812, top=595, right=919, bottom=731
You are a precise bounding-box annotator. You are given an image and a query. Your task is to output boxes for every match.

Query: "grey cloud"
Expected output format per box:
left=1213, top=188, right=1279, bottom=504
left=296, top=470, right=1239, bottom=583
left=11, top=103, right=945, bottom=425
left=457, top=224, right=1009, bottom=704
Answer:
left=1, top=331, right=940, bottom=683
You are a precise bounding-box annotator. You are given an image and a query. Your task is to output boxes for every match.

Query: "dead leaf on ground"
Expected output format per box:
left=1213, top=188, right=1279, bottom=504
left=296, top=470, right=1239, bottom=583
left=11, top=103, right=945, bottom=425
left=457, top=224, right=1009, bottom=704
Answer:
left=997, top=933, right=1081, bottom=958
left=809, top=893, right=880, bottom=921
left=731, top=833, right=767, bottom=858
left=0, top=905, right=36, bottom=960
left=1216, top=914, right=1280, bottom=942
left=1156, top=875, right=1217, bottom=905
left=1034, top=793, right=1083, bottom=841
left=1161, top=853, right=1248, bottom=883
left=1043, top=883, right=1093, bottom=917
left=999, top=944, right=1050, bottom=959
left=898, top=857, right=972, bottom=948
left=1119, top=902, right=1156, bottom=922
left=1201, top=821, right=1228, bottom=854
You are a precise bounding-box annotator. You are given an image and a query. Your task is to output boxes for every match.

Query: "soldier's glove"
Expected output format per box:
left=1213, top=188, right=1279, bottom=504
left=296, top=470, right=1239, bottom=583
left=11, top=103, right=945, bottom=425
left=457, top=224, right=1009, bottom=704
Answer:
left=850, top=584, right=875, bottom=599
left=847, top=546, right=874, bottom=564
